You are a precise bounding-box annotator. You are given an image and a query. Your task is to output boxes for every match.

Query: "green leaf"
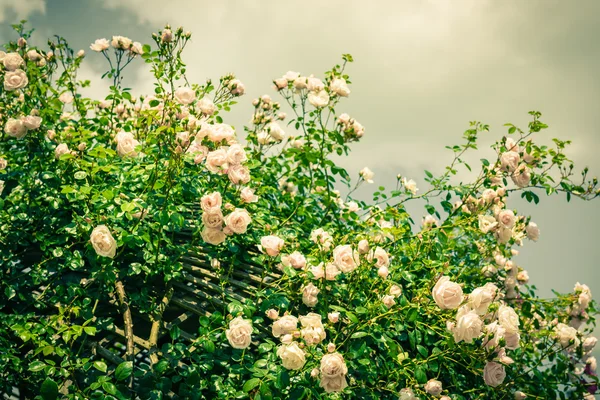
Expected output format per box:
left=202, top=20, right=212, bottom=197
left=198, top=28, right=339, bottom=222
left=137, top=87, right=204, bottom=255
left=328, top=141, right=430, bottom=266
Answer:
left=4, top=286, right=15, bottom=300
left=415, top=366, right=427, bottom=384
left=84, top=326, right=96, bottom=336
left=417, top=345, right=428, bottom=357
left=102, top=382, right=118, bottom=395
left=243, top=378, right=261, bottom=393
left=40, top=378, right=59, bottom=400
left=29, top=360, right=46, bottom=372
left=93, top=360, right=107, bottom=373
left=351, top=331, right=368, bottom=339
left=115, top=361, right=133, bottom=381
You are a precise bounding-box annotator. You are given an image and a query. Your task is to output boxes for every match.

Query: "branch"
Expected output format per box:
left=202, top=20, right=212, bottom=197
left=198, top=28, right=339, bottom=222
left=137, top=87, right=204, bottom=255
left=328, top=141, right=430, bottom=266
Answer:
left=149, top=286, right=174, bottom=365
left=114, top=280, right=135, bottom=388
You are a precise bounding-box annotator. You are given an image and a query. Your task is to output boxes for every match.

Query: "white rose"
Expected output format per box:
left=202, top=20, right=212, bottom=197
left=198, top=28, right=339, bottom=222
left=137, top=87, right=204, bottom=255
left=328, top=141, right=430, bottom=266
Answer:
left=227, top=164, right=250, bottom=185
left=274, top=77, right=287, bottom=90
left=277, top=342, right=306, bottom=370
left=328, top=312, right=340, bottom=323
left=200, top=191, right=222, bottom=212
left=332, top=245, right=359, bottom=273
left=424, top=379, right=443, bottom=396
left=174, top=87, right=196, bottom=105
left=26, top=50, right=42, bottom=61
left=329, top=78, right=350, bottom=97
left=223, top=208, right=251, bottom=234
left=259, top=235, right=284, bottom=257
left=382, top=295, right=396, bottom=308
left=526, top=222, right=540, bottom=242
left=5, top=118, right=28, bottom=139
left=115, top=131, right=140, bottom=157
left=90, top=225, right=117, bottom=258
left=302, top=283, right=320, bottom=307
left=3, top=52, right=24, bottom=70
left=432, top=276, right=463, bottom=310
left=483, top=321, right=505, bottom=350
left=496, top=227, right=513, bottom=244
left=54, top=143, right=70, bottom=159
left=359, top=167, right=374, bottom=183
left=130, top=42, right=143, bottom=55
left=293, top=76, right=307, bottom=90
left=511, top=165, right=531, bottom=188
left=272, top=315, right=298, bottom=338
left=300, top=312, right=326, bottom=345
left=205, top=149, right=229, bottom=173
left=390, top=285, right=403, bottom=297
left=202, top=210, right=224, bottom=229
left=555, top=323, right=580, bottom=348
left=358, top=239, right=370, bottom=254
left=399, top=388, right=417, bottom=400
left=307, top=76, right=325, bottom=91
left=226, top=316, right=252, bottom=349
left=500, top=151, right=520, bottom=173
left=514, top=391, right=527, bottom=400
left=240, top=187, right=258, bottom=203
left=310, top=263, right=340, bottom=281
left=90, top=38, right=110, bottom=52
left=21, top=115, right=42, bottom=130
left=4, top=69, right=28, bottom=91
left=498, top=305, right=520, bottom=334
left=283, top=71, right=300, bottom=81
left=504, top=331, right=520, bottom=350
left=497, top=209, right=516, bottom=229
left=481, top=188, right=497, bottom=203
left=207, top=123, right=235, bottom=143
left=201, top=227, right=226, bottom=245
left=583, top=336, right=598, bottom=353
left=197, top=97, right=215, bottom=115
left=111, top=36, right=133, bottom=50
left=308, top=90, right=330, bottom=108
left=319, top=353, right=348, bottom=393
left=453, top=307, right=483, bottom=343
left=310, top=228, right=333, bottom=251
left=468, top=283, right=498, bottom=315
left=483, top=361, right=506, bottom=387
left=228, top=79, right=245, bottom=96
left=59, top=92, right=74, bottom=104
left=266, top=122, right=285, bottom=141
left=402, top=177, right=418, bottom=195
left=368, top=246, right=390, bottom=268
left=266, top=309, right=279, bottom=320
left=479, top=215, right=498, bottom=234
left=281, top=251, right=306, bottom=270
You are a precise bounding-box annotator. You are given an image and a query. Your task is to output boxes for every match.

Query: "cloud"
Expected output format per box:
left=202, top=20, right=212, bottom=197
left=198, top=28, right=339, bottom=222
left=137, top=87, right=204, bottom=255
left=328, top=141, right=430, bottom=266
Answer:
left=0, top=0, right=45, bottom=23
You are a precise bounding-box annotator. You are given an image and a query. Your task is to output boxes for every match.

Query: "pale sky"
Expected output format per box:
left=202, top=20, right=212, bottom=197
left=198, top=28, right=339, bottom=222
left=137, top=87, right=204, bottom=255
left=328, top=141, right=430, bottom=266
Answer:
left=2, top=0, right=599, bottom=340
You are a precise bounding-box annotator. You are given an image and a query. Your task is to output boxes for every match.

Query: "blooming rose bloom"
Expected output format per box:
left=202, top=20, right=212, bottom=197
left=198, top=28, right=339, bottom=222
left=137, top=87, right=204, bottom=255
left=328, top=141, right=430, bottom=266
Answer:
left=200, top=191, right=222, bottom=212
left=201, top=227, right=226, bottom=245
left=479, top=215, right=498, bottom=234
left=259, top=235, right=284, bottom=257
left=224, top=208, right=251, bottom=234
left=310, top=228, right=334, bottom=251
left=228, top=79, right=245, bottom=96
left=161, top=29, right=173, bottom=43
left=265, top=122, right=285, bottom=141
left=453, top=306, right=483, bottom=343
left=483, top=361, right=506, bottom=387
left=225, top=316, right=253, bottom=349
left=5, top=118, right=28, bottom=139
left=319, top=353, right=348, bottom=393
left=360, top=167, right=374, bottom=183
left=378, top=266, right=389, bottom=279
left=21, top=115, right=42, bottom=130
left=422, top=214, right=438, bottom=229
left=432, top=276, right=463, bottom=310
left=277, top=342, right=306, bottom=370
left=283, top=71, right=300, bottom=81
left=402, top=177, right=418, bottom=195
left=202, top=209, right=224, bottom=229
left=311, top=263, right=340, bottom=281
left=333, top=245, right=359, bottom=273
left=111, top=36, right=133, bottom=50
left=512, top=164, right=531, bottom=188
left=308, top=90, right=330, bottom=108
left=399, top=388, right=417, bottom=400
left=205, top=149, right=229, bottom=173
left=274, top=77, right=288, bottom=90
left=555, top=323, right=580, bottom=348
left=468, top=283, right=498, bottom=315
left=496, top=227, right=513, bottom=244
left=115, top=131, right=140, bottom=157
left=302, top=283, right=320, bottom=307
left=240, top=187, right=258, bottom=203
left=504, top=331, right=520, bottom=350
left=3, top=52, right=24, bottom=70
left=293, top=76, right=308, bottom=90
left=329, top=78, right=350, bottom=97
left=357, top=239, right=370, bottom=254
left=272, top=315, right=298, bottom=338
left=424, top=379, right=443, bottom=396
left=307, top=76, right=325, bottom=91
left=174, top=87, right=196, bottom=105
left=525, top=222, right=540, bottom=241
left=328, top=312, right=340, bottom=323
left=389, top=285, right=403, bottom=297
left=4, top=69, right=28, bottom=91
left=227, top=164, right=250, bottom=184
left=54, top=143, right=70, bottom=159
left=130, top=42, right=143, bottom=55
left=59, top=92, right=74, bottom=104
left=483, top=321, right=505, bottom=350
left=299, top=312, right=326, bottom=345
left=382, top=295, right=396, bottom=308
left=281, top=251, right=307, bottom=270
left=500, top=151, right=520, bottom=173
left=90, top=38, right=110, bottom=52
left=498, top=305, right=520, bottom=334
left=196, top=97, right=216, bottom=115
left=497, top=209, right=516, bottom=229
left=368, top=246, right=390, bottom=268
left=90, top=225, right=117, bottom=258
left=481, top=188, right=497, bottom=203
left=266, top=309, right=279, bottom=320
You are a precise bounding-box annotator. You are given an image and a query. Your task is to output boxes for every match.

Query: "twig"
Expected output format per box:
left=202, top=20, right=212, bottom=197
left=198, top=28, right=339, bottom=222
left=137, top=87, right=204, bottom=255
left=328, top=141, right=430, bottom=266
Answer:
left=114, top=280, right=135, bottom=388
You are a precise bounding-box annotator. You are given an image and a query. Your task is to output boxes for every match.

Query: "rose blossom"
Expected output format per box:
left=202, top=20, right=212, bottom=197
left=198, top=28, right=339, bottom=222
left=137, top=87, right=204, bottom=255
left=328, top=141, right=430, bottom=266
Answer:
left=308, top=90, right=330, bottom=108
left=202, top=210, right=224, bottom=229
left=302, top=283, right=320, bottom=307
left=496, top=227, right=513, bottom=244
left=390, top=284, right=403, bottom=297
left=201, top=227, right=226, bottom=245
left=272, top=315, right=298, bottom=338
left=453, top=307, right=483, bottom=343
left=90, top=225, right=117, bottom=258
left=432, top=276, right=463, bottom=310
left=319, top=353, right=348, bottom=393
left=200, top=191, right=222, bottom=212
left=500, top=151, right=520, bottom=173
left=3, top=52, right=24, bottom=70
left=5, top=118, right=28, bottom=139
left=0, top=158, right=6, bottom=170
left=307, top=76, right=325, bottom=91
left=468, top=283, right=498, bottom=315
left=360, top=167, right=374, bottom=183
left=358, top=239, right=370, bottom=254
left=111, top=35, right=132, bottom=50
left=328, top=312, right=340, bottom=323
left=115, top=131, right=140, bottom=157
left=498, top=305, right=520, bottom=334
left=259, top=235, right=284, bottom=256
left=174, top=87, right=195, bottom=105
left=277, top=342, right=306, bottom=370
left=556, top=323, right=580, bottom=348
left=225, top=316, right=253, bottom=349
left=21, top=115, right=42, bottom=130
left=227, top=164, right=250, bottom=184
left=310, top=228, right=333, bottom=251
left=478, top=215, right=498, bottom=234
left=240, top=187, right=258, bottom=203
left=59, top=92, right=74, bottom=104
left=504, top=331, right=520, bottom=350
left=512, top=164, right=531, bottom=188
left=483, top=361, right=506, bottom=387
left=4, top=69, right=28, bottom=91
left=228, top=79, right=245, bottom=96
left=402, top=177, right=418, bottom=195
left=514, top=391, right=527, bottom=400
left=378, top=266, right=389, bottom=279
left=332, top=245, right=359, bottom=273
left=281, top=251, right=307, bottom=270
left=399, top=388, right=417, bottom=400
left=90, top=38, right=110, bottom=52
left=299, top=312, right=326, bottom=345
left=311, top=263, right=340, bottom=281
left=382, top=295, right=396, bottom=308
left=368, top=246, right=390, bottom=268
left=54, top=143, right=70, bottom=159
left=497, top=209, right=516, bottom=229
left=424, top=379, right=443, bottom=396
left=526, top=222, right=540, bottom=241
left=266, top=122, right=285, bottom=141
left=205, top=149, right=229, bottom=173
left=583, top=336, right=598, bottom=353
left=224, top=208, right=251, bottom=234
left=329, top=78, right=350, bottom=97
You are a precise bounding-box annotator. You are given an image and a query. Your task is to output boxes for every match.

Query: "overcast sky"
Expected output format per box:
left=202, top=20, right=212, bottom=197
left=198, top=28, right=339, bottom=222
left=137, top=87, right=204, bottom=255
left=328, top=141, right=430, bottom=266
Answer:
left=1, top=0, right=599, bottom=335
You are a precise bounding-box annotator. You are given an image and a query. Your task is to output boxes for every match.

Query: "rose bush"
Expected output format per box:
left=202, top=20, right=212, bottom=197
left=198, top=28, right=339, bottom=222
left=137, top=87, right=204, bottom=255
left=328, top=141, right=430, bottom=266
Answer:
left=0, top=23, right=598, bottom=399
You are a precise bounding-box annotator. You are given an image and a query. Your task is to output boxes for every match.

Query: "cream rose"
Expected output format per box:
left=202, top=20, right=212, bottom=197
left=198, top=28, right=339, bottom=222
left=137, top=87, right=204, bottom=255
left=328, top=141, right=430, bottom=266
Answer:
left=226, top=316, right=253, bottom=349
left=202, top=210, right=224, bottom=229
left=201, top=227, right=226, bottom=245
left=90, top=38, right=110, bottom=52
left=479, top=215, right=498, bottom=234
left=115, top=131, right=140, bottom=158
left=497, top=209, right=516, bottom=229
left=54, top=143, right=70, bottom=159
left=3, top=52, right=24, bottom=70
left=382, top=295, right=396, bottom=308
left=111, top=36, right=133, bottom=50
left=300, top=312, right=326, bottom=345
left=359, top=167, right=374, bottom=183
left=308, top=90, right=330, bottom=108
left=424, top=379, right=443, bottom=396
left=310, top=228, right=333, bottom=251
left=368, top=246, right=390, bottom=268
left=226, top=144, right=247, bottom=165
left=174, top=87, right=196, bottom=105
left=266, top=122, right=285, bottom=141
left=223, top=208, right=251, bottom=234
left=90, top=225, right=117, bottom=258
left=307, top=76, right=324, bottom=91
left=311, top=263, right=340, bottom=281
left=526, top=222, right=540, bottom=242
left=468, top=283, right=498, bottom=315
left=498, top=305, right=520, bottom=334
left=277, top=342, right=306, bottom=370
left=240, top=187, right=258, bottom=203
left=333, top=245, right=359, bottom=273
left=432, top=276, right=463, bottom=310
left=4, top=69, right=28, bottom=91
left=302, top=283, right=320, bottom=307
left=5, top=118, right=28, bottom=139
left=272, top=315, right=298, bottom=338
left=483, top=361, right=506, bottom=387
left=402, top=177, right=418, bottom=195
left=259, top=235, right=284, bottom=257
left=281, top=251, right=306, bottom=270
left=556, top=323, right=580, bottom=348
left=21, top=115, right=42, bottom=130
left=227, top=164, right=250, bottom=185
left=399, top=388, right=417, bottom=400
left=500, top=151, right=520, bottom=173
left=200, top=192, right=222, bottom=212
left=328, top=312, right=340, bottom=323
left=504, top=331, right=520, bottom=350
left=319, top=353, right=348, bottom=393
left=196, top=97, right=216, bottom=115
left=453, top=307, right=483, bottom=343
left=511, top=165, right=531, bottom=188
left=329, top=78, right=350, bottom=97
